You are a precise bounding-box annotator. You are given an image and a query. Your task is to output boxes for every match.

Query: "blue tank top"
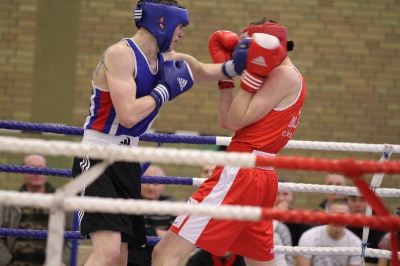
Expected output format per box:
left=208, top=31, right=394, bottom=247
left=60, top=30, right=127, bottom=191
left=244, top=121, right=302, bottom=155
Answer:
left=83, top=38, right=163, bottom=137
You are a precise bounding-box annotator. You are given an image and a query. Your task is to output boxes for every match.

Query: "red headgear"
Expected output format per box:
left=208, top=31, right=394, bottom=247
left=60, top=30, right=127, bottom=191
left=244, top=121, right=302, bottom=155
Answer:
left=240, top=21, right=294, bottom=52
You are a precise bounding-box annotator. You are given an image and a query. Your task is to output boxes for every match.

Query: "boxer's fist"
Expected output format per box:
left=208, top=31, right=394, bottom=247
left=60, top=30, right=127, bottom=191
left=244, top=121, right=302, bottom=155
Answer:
left=241, top=33, right=287, bottom=93
left=208, top=30, right=239, bottom=89
left=208, top=30, right=239, bottom=64
left=150, top=60, right=194, bottom=108
left=222, top=38, right=251, bottom=78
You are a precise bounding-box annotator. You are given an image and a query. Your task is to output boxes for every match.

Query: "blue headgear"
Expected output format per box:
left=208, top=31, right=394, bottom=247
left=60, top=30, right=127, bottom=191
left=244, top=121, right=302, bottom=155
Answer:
left=134, top=0, right=189, bottom=52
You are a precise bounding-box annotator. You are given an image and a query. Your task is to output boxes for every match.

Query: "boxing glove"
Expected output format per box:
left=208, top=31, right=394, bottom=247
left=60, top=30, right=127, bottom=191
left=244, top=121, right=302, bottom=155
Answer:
left=240, top=33, right=287, bottom=93
left=222, top=38, right=251, bottom=78
left=208, top=30, right=239, bottom=89
left=150, top=60, right=194, bottom=108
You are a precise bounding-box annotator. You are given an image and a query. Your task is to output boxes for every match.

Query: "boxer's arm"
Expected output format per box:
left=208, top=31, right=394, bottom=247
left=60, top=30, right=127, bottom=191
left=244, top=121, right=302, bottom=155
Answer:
left=218, top=88, right=235, bottom=130
left=164, top=51, right=232, bottom=84
left=221, top=66, right=294, bottom=131
left=104, top=42, right=158, bottom=128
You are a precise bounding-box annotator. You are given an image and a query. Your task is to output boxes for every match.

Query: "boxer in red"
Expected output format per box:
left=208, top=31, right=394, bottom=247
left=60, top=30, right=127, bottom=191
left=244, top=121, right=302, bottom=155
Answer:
left=152, top=18, right=306, bottom=266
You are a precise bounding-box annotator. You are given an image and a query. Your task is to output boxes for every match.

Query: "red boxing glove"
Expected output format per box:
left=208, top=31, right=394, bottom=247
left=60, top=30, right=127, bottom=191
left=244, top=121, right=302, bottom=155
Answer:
left=208, top=30, right=239, bottom=89
left=241, top=33, right=287, bottom=93
left=208, top=30, right=239, bottom=63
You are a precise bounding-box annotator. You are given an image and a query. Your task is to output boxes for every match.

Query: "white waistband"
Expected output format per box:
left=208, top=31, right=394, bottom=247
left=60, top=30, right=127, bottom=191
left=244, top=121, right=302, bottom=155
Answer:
left=81, top=129, right=139, bottom=147
left=252, top=150, right=275, bottom=170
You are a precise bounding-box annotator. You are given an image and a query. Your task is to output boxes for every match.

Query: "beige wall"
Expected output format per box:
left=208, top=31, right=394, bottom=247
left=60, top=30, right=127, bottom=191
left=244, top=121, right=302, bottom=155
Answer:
left=0, top=0, right=399, bottom=212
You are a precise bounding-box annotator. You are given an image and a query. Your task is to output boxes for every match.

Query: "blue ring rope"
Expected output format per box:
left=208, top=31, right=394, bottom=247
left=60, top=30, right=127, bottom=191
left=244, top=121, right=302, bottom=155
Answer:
left=0, top=120, right=217, bottom=145
left=0, top=228, right=160, bottom=245
left=0, top=165, right=195, bottom=186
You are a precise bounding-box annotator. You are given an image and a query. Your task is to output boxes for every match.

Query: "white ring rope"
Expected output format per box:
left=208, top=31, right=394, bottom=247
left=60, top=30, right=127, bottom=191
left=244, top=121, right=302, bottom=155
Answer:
left=216, top=137, right=400, bottom=153
left=0, top=136, right=256, bottom=167
left=189, top=179, right=400, bottom=197
left=3, top=135, right=399, bottom=197
left=0, top=190, right=262, bottom=221
left=274, top=246, right=398, bottom=260
left=276, top=183, right=400, bottom=198
left=1, top=136, right=400, bottom=172
left=3, top=135, right=400, bottom=196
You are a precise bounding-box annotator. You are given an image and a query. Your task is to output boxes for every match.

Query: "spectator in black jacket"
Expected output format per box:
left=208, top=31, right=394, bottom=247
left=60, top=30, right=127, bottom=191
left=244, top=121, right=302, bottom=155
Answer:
left=346, top=195, right=387, bottom=264
left=128, top=165, right=179, bottom=266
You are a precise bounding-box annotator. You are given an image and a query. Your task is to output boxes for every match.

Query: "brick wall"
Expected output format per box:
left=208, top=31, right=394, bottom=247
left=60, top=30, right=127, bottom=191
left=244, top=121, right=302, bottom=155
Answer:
left=0, top=0, right=399, bottom=212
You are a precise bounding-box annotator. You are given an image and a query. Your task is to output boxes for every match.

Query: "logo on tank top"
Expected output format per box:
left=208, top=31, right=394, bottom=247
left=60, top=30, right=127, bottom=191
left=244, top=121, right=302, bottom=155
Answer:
left=118, top=137, right=131, bottom=146
left=288, top=116, right=299, bottom=128
left=282, top=110, right=301, bottom=138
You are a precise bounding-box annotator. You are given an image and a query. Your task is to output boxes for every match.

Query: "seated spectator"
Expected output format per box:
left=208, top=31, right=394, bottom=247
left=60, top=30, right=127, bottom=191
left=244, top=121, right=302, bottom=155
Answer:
left=297, top=198, right=362, bottom=266
left=128, top=165, right=179, bottom=266
left=200, top=164, right=217, bottom=179
left=0, top=154, right=73, bottom=266
left=376, top=206, right=400, bottom=266
left=273, top=220, right=293, bottom=266
left=275, top=174, right=314, bottom=246
left=318, top=173, right=347, bottom=212
left=346, top=195, right=387, bottom=264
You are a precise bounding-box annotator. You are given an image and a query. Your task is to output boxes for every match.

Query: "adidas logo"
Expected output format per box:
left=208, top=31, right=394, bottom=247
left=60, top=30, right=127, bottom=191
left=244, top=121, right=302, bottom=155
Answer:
left=177, top=77, right=187, bottom=91
left=118, top=137, right=131, bottom=146
left=251, top=56, right=268, bottom=67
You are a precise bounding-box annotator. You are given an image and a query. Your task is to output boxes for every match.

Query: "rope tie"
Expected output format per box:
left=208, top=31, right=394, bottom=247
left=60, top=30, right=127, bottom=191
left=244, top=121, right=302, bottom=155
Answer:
left=383, top=151, right=390, bottom=159
left=158, top=133, right=166, bottom=147
left=361, top=242, right=369, bottom=258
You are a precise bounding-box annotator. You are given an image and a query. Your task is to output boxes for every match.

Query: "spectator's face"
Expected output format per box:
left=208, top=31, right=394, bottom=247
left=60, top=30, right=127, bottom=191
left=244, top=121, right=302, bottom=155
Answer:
left=325, top=174, right=347, bottom=202
left=141, top=166, right=166, bottom=200
left=21, top=155, right=47, bottom=190
left=200, top=164, right=216, bottom=179
left=328, top=203, right=349, bottom=234
left=141, top=183, right=166, bottom=200
left=347, top=196, right=367, bottom=214
left=275, top=190, right=293, bottom=207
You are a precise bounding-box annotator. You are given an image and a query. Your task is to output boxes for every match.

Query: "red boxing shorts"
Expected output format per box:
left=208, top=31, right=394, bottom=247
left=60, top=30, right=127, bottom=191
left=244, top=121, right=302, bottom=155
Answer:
left=170, top=165, right=278, bottom=261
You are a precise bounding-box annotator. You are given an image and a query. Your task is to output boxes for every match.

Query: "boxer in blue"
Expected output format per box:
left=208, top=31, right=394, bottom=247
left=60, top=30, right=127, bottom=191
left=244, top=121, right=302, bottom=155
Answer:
left=71, top=1, right=249, bottom=265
